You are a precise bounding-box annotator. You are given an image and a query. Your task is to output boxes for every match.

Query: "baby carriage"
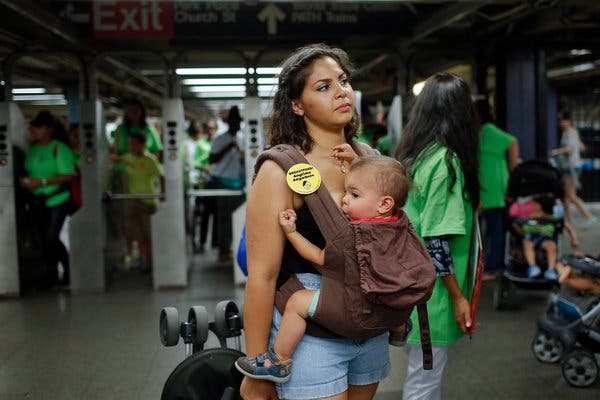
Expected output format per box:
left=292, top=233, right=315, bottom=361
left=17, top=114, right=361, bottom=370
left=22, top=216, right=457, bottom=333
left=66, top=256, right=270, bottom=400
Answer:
left=159, top=300, right=245, bottom=399
left=493, top=160, right=565, bottom=310
left=531, top=254, right=600, bottom=387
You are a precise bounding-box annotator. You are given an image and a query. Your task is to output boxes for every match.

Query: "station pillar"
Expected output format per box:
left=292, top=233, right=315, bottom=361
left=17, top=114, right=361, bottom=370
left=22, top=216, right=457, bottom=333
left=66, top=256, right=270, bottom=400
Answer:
left=69, top=99, right=107, bottom=292
left=0, top=102, right=24, bottom=296
left=152, top=98, right=187, bottom=289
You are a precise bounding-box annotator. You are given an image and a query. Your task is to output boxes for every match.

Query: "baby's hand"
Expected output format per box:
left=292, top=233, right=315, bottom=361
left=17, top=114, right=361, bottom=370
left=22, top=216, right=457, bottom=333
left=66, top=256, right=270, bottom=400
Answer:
left=279, top=209, right=297, bottom=234
left=331, top=144, right=359, bottom=165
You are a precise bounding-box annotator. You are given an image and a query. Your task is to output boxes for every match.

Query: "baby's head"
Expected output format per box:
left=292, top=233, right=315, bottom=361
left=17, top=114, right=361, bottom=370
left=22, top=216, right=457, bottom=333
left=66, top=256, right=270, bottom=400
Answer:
left=532, top=194, right=555, bottom=215
left=341, top=155, right=412, bottom=221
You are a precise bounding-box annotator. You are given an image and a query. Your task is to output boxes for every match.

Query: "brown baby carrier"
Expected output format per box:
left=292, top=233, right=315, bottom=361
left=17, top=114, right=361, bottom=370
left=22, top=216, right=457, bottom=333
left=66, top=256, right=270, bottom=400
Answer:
left=254, top=143, right=436, bottom=369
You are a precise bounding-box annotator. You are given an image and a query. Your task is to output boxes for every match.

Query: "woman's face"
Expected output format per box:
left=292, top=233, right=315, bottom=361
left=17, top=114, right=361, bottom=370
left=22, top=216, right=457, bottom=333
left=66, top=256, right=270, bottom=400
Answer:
left=29, top=125, right=52, bottom=142
left=126, top=104, right=142, bottom=124
left=292, top=56, right=355, bottom=133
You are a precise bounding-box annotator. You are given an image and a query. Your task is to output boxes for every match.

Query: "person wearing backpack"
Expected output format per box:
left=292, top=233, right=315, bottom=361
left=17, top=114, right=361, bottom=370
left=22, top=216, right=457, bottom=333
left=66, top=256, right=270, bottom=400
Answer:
left=236, top=153, right=419, bottom=383
left=19, top=111, right=75, bottom=288
left=396, top=73, right=481, bottom=400
left=241, top=44, right=392, bottom=400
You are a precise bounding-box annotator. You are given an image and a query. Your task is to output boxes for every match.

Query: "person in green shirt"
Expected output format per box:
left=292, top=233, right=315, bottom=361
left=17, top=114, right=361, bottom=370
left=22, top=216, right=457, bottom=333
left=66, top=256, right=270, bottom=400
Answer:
left=20, top=111, right=75, bottom=288
left=475, top=100, right=520, bottom=281
left=395, top=73, right=480, bottom=399
left=110, top=132, right=164, bottom=271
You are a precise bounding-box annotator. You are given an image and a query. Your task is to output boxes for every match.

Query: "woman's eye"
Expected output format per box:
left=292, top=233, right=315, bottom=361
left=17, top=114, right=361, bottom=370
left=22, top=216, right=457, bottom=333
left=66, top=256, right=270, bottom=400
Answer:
left=318, top=84, right=329, bottom=91
left=340, top=78, right=349, bottom=86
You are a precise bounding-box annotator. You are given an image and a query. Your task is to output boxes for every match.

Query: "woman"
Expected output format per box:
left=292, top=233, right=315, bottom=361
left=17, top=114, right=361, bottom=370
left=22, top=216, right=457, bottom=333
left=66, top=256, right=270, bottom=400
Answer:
left=551, top=111, right=597, bottom=228
left=20, top=111, right=75, bottom=288
left=110, top=98, right=162, bottom=157
left=395, top=73, right=480, bottom=400
left=241, top=44, right=388, bottom=400
left=207, top=105, right=245, bottom=261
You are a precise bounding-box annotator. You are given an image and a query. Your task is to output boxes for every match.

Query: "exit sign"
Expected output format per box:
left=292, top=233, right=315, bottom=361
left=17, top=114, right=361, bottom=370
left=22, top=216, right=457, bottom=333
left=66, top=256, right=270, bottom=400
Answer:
left=93, top=1, right=174, bottom=39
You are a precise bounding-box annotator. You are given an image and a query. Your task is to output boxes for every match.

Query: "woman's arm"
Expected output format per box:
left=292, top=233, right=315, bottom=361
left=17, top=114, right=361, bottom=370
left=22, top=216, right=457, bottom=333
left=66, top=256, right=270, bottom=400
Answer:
left=441, top=275, right=473, bottom=334
left=20, top=174, right=73, bottom=190
left=507, top=140, right=520, bottom=171
left=241, top=160, right=292, bottom=400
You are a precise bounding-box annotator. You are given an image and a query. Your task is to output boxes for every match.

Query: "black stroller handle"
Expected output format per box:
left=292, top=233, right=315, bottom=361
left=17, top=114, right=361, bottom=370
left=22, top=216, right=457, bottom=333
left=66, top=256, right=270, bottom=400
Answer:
left=221, top=387, right=235, bottom=400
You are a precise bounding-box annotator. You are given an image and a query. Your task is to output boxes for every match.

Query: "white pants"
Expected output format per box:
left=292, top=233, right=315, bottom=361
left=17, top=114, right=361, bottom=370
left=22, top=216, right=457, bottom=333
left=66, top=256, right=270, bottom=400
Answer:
left=402, top=345, right=449, bottom=400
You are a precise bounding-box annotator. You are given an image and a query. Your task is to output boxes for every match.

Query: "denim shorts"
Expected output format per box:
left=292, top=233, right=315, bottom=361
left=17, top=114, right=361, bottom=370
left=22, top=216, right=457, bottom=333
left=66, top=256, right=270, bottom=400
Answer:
left=270, top=273, right=390, bottom=400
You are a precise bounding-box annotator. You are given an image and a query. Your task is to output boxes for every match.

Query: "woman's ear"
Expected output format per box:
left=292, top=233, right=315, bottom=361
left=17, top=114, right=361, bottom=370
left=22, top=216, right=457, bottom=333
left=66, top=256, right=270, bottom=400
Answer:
left=378, top=196, right=395, bottom=215
left=291, top=100, right=304, bottom=117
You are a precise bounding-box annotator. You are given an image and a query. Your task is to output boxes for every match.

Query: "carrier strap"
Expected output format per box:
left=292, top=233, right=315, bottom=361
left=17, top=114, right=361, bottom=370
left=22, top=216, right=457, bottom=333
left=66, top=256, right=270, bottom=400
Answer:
left=417, top=303, right=433, bottom=370
left=255, top=142, right=373, bottom=241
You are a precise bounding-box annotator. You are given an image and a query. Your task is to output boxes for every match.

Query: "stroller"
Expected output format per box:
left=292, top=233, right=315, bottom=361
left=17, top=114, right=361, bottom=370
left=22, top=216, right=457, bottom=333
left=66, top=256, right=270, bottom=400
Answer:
left=531, top=254, right=600, bottom=387
left=493, top=160, right=565, bottom=310
left=159, top=300, right=245, bottom=399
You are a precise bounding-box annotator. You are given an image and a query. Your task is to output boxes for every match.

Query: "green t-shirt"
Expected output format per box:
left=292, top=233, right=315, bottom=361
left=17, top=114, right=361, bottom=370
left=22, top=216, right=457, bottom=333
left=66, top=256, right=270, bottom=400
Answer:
left=479, top=123, right=515, bottom=210
left=195, top=137, right=211, bottom=168
left=404, top=144, right=473, bottom=346
left=121, top=152, right=163, bottom=206
left=111, top=123, right=163, bottom=155
left=523, top=220, right=555, bottom=237
left=24, top=140, right=75, bottom=207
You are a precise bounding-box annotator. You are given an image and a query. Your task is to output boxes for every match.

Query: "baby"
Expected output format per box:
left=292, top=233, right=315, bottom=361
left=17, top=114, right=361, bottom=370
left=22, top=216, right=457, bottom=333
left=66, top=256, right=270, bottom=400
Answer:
left=235, top=145, right=413, bottom=383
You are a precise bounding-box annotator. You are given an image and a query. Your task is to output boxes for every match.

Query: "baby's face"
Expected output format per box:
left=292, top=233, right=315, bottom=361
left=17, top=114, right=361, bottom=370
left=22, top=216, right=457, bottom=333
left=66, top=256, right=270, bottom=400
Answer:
left=341, top=169, right=383, bottom=221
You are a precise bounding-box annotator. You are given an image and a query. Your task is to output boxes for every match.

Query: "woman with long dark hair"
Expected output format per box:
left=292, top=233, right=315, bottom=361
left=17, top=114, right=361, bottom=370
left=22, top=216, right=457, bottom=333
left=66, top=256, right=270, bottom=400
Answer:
left=396, top=72, right=480, bottom=399
left=241, top=44, right=387, bottom=400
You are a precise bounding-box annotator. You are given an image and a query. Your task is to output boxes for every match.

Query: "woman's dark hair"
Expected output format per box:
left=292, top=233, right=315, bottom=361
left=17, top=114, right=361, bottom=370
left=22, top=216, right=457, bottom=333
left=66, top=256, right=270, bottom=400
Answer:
left=187, top=119, right=200, bottom=136
left=123, top=98, right=148, bottom=129
left=395, top=72, right=480, bottom=208
left=559, top=111, right=572, bottom=121
left=268, top=43, right=359, bottom=152
left=30, top=111, right=69, bottom=144
left=228, top=105, right=242, bottom=134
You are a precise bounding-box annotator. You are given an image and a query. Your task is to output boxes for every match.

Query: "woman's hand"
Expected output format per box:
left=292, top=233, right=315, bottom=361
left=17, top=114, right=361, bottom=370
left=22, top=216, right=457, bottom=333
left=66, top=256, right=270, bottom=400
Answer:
left=451, top=294, right=477, bottom=335
left=19, top=177, right=41, bottom=190
left=240, top=376, right=279, bottom=399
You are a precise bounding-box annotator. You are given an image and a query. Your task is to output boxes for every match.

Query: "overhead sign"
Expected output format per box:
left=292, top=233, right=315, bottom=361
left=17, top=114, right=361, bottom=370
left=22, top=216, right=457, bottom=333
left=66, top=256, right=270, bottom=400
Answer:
left=54, top=1, right=417, bottom=40
left=92, top=1, right=174, bottom=39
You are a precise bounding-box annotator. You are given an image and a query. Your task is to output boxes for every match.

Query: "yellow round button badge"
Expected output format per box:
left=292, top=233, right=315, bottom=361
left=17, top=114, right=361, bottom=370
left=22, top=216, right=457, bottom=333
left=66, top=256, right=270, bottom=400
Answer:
left=286, top=163, right=321, bottom=195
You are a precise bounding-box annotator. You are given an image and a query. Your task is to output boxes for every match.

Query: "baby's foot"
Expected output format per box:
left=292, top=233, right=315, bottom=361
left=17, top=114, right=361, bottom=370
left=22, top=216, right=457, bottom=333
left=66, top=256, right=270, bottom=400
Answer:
left=559, top=265, right=572, bottom=284
left=235, top=349, right=292, bottom=383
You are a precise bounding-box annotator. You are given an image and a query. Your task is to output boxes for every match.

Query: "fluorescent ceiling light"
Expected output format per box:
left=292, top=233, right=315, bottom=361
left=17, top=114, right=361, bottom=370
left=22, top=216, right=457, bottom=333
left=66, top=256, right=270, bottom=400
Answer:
left=182, top=78, right=246, bottom=85
left=257, top=77, right=278, bottom=85
left=12, top=88, right=46, bottom=94
left=195, top=92, right=246, bottom=98
left=412, top=81, right=426, bottom=96
left=176, top=67, right=247, bottom=75
left=13, top=94, right=66, bottom=101
left=188, top=85, right=246, bottom=93
left=547, top=60, right=600, bottom=78
left=256, top=67, right=282, bottom=75
left=258, top=85, right=278, bottom=92
left=29, top=100, right=68, bottom=106
left=570, top=49, right=591, bottom=56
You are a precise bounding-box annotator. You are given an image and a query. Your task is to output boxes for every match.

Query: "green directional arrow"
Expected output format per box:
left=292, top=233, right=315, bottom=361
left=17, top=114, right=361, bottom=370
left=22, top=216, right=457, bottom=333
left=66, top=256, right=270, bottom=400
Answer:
left=257, top=3, right=285, bottom=35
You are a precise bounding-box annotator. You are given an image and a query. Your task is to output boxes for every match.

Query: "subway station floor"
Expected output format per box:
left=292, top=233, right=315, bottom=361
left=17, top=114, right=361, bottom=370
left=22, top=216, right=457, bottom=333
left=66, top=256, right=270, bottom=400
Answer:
left=2, top=207, right=600, bottom=399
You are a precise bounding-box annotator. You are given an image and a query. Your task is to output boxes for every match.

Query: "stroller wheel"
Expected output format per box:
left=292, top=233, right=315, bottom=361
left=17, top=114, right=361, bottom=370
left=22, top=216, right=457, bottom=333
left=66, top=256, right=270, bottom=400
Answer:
left=561, top=349, right=599, bottom=388
left=188, top=306, right=209, bottom=347
left=531, top=330, right=564, bottom=363
left=493, top=275, right=514, bottom=310
left=160, top=307, right=180, bottom=347
left=214, top=300, right=242, bottom=341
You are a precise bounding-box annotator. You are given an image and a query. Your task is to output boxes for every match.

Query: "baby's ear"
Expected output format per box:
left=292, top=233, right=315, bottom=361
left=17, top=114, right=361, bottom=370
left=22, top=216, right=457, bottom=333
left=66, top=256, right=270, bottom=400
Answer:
left=378, top=196, right=395, bottom=215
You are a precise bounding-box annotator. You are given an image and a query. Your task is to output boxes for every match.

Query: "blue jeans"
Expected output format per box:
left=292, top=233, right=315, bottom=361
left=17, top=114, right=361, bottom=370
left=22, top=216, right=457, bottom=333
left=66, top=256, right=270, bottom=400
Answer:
left=483, top=208, right=506, bottom=274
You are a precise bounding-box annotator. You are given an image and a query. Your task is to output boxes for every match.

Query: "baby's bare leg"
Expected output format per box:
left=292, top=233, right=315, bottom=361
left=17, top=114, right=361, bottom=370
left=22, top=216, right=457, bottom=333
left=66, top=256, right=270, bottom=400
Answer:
left=541, top=240, right=557, bottom=270
left=523, top=240, right=536, bottom=265
left=273, top=289, right=315, bottom=360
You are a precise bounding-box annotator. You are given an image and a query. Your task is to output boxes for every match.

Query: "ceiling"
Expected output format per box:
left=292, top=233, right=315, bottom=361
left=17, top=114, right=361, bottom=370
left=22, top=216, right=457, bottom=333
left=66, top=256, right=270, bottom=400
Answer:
left=0, top=0, right=599, bottom=121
